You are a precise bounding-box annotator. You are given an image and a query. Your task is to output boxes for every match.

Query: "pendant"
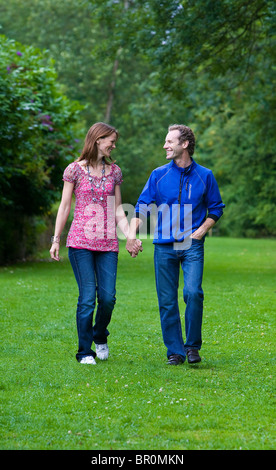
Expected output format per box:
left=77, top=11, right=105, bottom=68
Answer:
left=87, top=161, right=105, bottom=203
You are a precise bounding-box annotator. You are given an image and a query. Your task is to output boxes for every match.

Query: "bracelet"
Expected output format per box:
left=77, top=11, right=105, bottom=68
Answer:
left=51, top=236, right=60, bottom=243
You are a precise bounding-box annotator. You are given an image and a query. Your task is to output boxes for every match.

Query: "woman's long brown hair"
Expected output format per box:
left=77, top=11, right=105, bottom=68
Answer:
left=77, top=122, right=119, bottom=166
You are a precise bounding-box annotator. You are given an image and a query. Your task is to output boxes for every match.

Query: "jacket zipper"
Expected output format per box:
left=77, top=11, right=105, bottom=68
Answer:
left=178, top=173, right=185, bottom=204
left=178, top=175, right=190, bottom=203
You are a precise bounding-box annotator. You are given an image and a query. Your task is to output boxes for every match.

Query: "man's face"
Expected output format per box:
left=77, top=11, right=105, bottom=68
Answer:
left=163, top=130, right=188, bottom=160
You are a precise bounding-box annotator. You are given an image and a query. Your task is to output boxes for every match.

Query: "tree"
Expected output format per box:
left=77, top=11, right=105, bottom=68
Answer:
left=119, top=0, right=276, bottom=236
left=0, top=35, right=83, bottom=262
left=1, top=0, right=275, bottom=238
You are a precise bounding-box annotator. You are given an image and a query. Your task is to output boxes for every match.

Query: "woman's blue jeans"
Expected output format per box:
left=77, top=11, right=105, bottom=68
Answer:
left=154, top=239, right=204, bottom=360
left=68, top=248, right=118, bottom=361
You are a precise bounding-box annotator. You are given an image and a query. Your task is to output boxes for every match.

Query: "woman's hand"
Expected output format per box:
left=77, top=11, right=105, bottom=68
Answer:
left=126, top=238, right=143, bottom=258
left=49, top=242, right=60, bottom=261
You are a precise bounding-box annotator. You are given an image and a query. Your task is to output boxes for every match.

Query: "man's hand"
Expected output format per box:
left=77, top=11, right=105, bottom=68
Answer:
left=190, top=217, right=216, bottom=240
left=126, top=238, right=143, bottom=258
left=190, top=230, right=203, bottom=240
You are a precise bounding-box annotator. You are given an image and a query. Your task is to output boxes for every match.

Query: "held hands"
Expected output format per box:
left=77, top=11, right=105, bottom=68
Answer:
left=126, top=238, right=143, bottom=258
left=51, top=239, right=143, bottom=261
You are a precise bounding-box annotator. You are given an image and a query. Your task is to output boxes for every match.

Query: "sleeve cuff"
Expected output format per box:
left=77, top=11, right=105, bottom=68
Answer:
left=207, top=213, right=220, bottom=222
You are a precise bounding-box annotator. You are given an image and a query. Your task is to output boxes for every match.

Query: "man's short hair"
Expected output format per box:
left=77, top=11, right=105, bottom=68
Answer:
left=168, top=124, right=195, bottom=156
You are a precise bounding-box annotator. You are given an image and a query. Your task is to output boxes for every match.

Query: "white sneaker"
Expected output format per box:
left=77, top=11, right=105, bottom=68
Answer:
left=79, top=356, right=96, bottom=365
left=95, top=343, right=109, bottom=360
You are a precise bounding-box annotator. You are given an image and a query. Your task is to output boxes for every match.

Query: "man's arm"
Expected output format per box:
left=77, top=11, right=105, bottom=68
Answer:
left=190, top=217, right=216, bottom=240
left=126, top=170, right=157, bottom=256
left=191, top=170, right=225, bottom=240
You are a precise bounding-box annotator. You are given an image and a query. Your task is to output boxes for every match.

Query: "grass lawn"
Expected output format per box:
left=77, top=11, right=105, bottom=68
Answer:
left=0, top=237, right=275, bottom=450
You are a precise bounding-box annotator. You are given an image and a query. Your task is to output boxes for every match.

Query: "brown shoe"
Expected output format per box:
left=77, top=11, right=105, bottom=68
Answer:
left=187, top=349, right=201, bottom=364
left=167, top=354, right=185, bottom=365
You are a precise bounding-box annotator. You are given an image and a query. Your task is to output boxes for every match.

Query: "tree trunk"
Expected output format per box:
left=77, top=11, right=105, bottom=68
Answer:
left=104, top=56, right=119, bottom=123
left=104, top=1, right=129, bottom=123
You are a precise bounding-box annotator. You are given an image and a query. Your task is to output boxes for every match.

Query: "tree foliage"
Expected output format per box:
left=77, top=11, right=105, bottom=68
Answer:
left=92, top=0, right=276, bottom=237
left=0, top=0, right=275, bottom=251
left=121, top=0, right=274, bottom=92
left=0, top=34, right=83, bottom=262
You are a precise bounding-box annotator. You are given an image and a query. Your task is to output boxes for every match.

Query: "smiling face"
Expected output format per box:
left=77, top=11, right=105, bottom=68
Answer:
left=163, top=129, right=189, bottom=161
left=96, top=132, right=117, bottom=159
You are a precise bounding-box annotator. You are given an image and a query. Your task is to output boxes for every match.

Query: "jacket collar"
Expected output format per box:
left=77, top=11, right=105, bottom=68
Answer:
left=171, top=158, right=195, bottom=174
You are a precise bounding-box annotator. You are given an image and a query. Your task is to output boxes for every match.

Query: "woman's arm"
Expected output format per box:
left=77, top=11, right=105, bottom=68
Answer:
left=114, top=185, right=129, bottom=239
left=49, top=181, right=74, bottom=261
left=114, top=185, right=142, bottom=257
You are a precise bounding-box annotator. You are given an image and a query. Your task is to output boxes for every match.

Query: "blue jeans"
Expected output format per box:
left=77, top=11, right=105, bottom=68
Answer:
left=154, top=239, right=204, bottom=360
left=68, top=248, right=118, bottom=361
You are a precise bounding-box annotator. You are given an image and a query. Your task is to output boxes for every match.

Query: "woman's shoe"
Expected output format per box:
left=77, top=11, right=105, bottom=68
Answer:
left=79, top=356, right=96, bottom=365
left=95, top=343, right=109, bottom=360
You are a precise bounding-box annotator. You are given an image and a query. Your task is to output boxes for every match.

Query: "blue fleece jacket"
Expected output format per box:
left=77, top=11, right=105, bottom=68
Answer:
left=135, top=159, right=225, bottom=243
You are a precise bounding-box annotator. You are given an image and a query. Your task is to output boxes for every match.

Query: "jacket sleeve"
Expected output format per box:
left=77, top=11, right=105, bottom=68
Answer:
left=205, top=171, right=225, bottom=221
left=134, top=171, right=157, bottom=218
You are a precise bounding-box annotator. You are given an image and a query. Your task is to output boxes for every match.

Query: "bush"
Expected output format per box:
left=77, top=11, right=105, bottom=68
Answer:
left=0, top=35, right=83, bottom=263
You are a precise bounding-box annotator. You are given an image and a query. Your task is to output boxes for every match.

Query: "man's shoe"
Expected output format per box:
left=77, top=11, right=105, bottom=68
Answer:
left=167, top=354, right=184, bottom=365
left=95, top=343, right=109, bottom=360
left=187, top=349, right=201, bottom=364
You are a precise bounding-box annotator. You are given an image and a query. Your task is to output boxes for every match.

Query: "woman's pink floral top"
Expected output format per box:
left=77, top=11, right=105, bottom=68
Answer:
left=63, top=161, right=123, bottom=252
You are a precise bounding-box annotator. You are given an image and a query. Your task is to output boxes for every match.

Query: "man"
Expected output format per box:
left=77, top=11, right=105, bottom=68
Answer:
left=126, top=124, right=225, bottom=365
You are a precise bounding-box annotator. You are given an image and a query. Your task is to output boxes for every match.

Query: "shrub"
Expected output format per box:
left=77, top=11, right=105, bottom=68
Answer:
left=0, top=35, right=83, bottom=263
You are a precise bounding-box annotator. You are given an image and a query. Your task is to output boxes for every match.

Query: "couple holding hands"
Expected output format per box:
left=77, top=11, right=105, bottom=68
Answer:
left=50, top=122, right=224, bottom=366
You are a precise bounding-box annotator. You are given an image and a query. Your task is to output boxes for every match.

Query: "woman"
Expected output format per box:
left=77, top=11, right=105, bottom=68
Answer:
left=50, top=122, right=141, bottom=364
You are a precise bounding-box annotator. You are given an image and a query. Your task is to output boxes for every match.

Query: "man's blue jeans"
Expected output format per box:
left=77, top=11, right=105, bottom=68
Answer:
left=154, top=239, right=204, bottom=360
left=68, top=248, right=118, bottom=361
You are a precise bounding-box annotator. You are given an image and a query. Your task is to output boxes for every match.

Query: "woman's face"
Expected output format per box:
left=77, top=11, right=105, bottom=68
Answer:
left=97, top=132, right=117, bottom=158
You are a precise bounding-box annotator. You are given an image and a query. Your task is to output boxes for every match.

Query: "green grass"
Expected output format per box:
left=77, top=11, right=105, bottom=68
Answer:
left=0, top=237, right=275, bottom=450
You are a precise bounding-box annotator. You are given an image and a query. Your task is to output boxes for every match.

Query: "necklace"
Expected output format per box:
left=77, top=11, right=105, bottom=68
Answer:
left=86, top=159, right=106, bottom=202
